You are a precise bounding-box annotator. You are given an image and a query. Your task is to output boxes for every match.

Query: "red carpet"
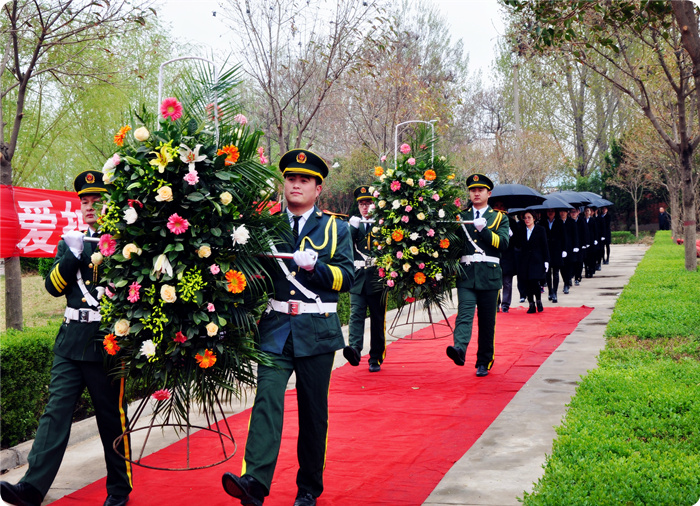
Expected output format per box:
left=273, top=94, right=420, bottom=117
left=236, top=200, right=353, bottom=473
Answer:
left=50, top=306, right=592, bottom=505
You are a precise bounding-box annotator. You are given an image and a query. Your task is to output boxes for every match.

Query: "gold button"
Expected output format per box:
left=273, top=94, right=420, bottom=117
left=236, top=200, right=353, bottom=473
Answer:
left=325, top=312, right=329, bottom=317
left=291, top=271, right=296, bottom=277
left=89, top=263, right=93, bottom=268
left=81, top=298, right=86, bottom=302
left=290, top=290, right=296, bottom=296
left=85, top=280, right=91, bottom=285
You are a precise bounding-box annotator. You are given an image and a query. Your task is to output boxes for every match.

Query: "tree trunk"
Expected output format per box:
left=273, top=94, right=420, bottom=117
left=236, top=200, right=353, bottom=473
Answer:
left=680, top=149, right=698, bottom=270
left=634, top=198, right=639, bottom=238
left=1, top=146, right=23, bottom=330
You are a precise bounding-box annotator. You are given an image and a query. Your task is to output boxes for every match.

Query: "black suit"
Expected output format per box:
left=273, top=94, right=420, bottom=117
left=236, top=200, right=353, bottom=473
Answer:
left=574, top=216, right=589, bottom=282
left=514, top=224, right=549, bottom=302
left=561, top=217, right=579, bottom=288
left=538, top=217, right=566, bottom=298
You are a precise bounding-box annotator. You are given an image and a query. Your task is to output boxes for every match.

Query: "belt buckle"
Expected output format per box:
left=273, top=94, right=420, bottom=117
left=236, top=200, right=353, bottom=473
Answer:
left=365, top=258, right=373, bottom=267
left=78, top=308, right=90, bottom=323
left=288, top=300, right=300, bottom=316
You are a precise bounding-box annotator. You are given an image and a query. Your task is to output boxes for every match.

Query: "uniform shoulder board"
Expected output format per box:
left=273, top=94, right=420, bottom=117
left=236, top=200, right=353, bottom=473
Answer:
left=323, top=210, right=348, bottom=220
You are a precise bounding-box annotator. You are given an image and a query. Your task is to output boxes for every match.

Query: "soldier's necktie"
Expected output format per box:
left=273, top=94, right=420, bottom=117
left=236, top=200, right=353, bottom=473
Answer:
left=475, top=210, right=480, bottom=219
left=292, top=215, right=301, bottom=242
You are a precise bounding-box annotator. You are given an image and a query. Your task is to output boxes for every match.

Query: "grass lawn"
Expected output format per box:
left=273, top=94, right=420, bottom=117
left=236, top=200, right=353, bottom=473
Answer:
left=0, top=274, right=65, bottom=333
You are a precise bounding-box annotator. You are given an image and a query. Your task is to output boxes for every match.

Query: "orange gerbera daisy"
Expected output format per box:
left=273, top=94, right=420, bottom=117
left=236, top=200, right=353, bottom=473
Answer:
left=225, top=270, right=247, bottom=293
left=103, top=333, right=120, bottom=355
left=439, top=238, right=450, bottom=249
left=114, top=125, right=131, bottom=147
left=424, top=169, right=437, bottom=181
left=391, top=229, right=404, bottom=242
left=195, top=349, right=217, bottom=368
left=414, top=272, right=426, bottom=285
left=374, top=166, right=384, bottom=177
left=217, top=145, right=240, bottom=165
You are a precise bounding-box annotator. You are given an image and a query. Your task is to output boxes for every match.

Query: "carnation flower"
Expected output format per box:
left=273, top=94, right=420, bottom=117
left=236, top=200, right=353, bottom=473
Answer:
left=160, top=97, right=183, bottom=121
left=405, top=205, right=412, bottom=212
left=127, top=282, right=141, bottom=303
left=438, top=209, right=446, bottom=218
left=432, top=193, right=440, bottom=201
left=207, top=303, right=216, bottom=312
left=409, top=232, right=419, bottom=241
left=173, top=331, right=187, bottom=344
left=197, top=245, right=211, bottom=258
left=231, top=225, right=250, bottom=246
left=140, top=339, right=157, bottom=358
left=392, top=200, right=401, bottom=210
left=134, top=127, right=150, bottom=142
left=400, top=143, right=411, bottom=154
left=435, top=272, right=443, bottom=281
left=407, top=157, right=416, bottom=166
left=114, top=319, right=130, bottom=336
left=183, top=169, right=199, bottom=185
left=396, top=251, right=403, bottom=259
left=220, top=192, right=233, bottom=205
left=152, top=389, right=171, bottom=401
left=210, top=264, right=221, bottom=275
left=401, top=215, right=409, bottom=223
left=196, top=349, right=217, bottom=368
left=205, top=323, right=219, bottom=337
left=155, top=186, right=174, bottom=202
left=234, top=114, right=248, bottom=125
left=124, top=207, right=138, bottom=224
left=225, top=270, right=247, bottom=293
left=98, top=234, right=116, bottom=257
left=427, top=229, right=435, bottom=237
left=167, top=213, right=189, bottom=235
left=390, top=271, right=398, bottom=278
left=161, top=284, right=177, bottom=303
left=419, top=179, right=426, bottom=187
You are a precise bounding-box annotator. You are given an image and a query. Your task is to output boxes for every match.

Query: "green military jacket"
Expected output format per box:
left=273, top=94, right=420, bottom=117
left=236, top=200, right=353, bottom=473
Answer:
left=257, top=207, right=355, bottom=357
left=45, top=234, right=104, bottom=361
left=349, top=218, right=384, bottom=296
left=456, top=206, right=510, bottom=291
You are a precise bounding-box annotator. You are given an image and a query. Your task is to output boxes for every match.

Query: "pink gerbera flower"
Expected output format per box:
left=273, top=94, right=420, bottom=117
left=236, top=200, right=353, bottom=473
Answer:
left=390, top=180, right=401, bottom=192
left=167, top=213, right=189, bottom=235
left=152, top=389, right=171, bottom=401
left=127, top=281, right=141, bottom=303
left=160, top=97, right=183, bottom=121
left=98, top=234, right=116, bottom=257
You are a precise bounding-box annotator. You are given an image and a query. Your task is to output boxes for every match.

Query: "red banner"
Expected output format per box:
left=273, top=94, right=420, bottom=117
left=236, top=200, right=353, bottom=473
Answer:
left=0, top=185, right=87, bottom=258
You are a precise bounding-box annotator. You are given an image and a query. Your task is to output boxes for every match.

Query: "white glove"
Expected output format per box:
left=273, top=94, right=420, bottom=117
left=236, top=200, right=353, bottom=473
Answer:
left=544, top=262, right=549, bottom=272
left=573, top=248, right=579, bottom=253
left=601, top=236, right=605, bottom=241
left=63, top=230, right=85, bottom=258
left=594, top=240, right=598, bottom=245
left=473, top=217, right=487, bottom=232
left=349, top=216, right=361, bottom=229
left=562, top=251, right=567, bottom=258
left=293, top=249, right=318, bottom=271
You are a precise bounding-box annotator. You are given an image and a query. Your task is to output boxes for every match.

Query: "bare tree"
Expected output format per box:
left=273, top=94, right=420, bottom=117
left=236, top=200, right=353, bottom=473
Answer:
left=1, top=0, right=154, bottom=330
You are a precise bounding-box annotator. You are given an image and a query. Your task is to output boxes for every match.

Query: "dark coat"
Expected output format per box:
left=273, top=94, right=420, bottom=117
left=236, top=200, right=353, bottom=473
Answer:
left=564, top=217, right=581, bottom=262
left=500, top=215, right=518, bottom=277
left=514, top=223, right=550, bottom=282
left=538, top=217, right=566, bottom=268
left=586, top=216, right=601, bottom=254
left=659, top=211, right=671, bottom=230
left=349, top=218, right=384, bottom=295
left=601, top=211, right=612, bottom=243
left=576, top=215, right=590, bottom=251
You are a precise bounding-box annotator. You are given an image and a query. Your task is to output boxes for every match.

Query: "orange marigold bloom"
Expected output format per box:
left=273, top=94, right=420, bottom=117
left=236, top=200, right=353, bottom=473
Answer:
left=439, top=238, right=450, bottom=249
left=414, top=272, right=426, bottom=285
left=103, top=333, right=120, bottom=355
left=424, top=169, right=437, bottom=181
left=225, top=270, right=247, bottom=293
left=374, top=166, right=384, bottom=177
left=195, top=349, right=217, bottom=368
left=114, top=125, right=132, bottom=146
left=391, top=229, right=404, bottom=242
left=217, top=145, right=240, bottom=165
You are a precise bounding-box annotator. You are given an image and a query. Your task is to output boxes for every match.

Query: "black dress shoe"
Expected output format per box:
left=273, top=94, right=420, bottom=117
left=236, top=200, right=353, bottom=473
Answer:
left=563, top=285, right=569, bottom=294
left=551, top=294, right=558, bottom=303
left=342, top=346, right=361, bottom=366
left=222, top=473, right=265, bottom=506
left=476, top=365, right=489, bottom=377
left=0, top=482, right=43, bottom=506
left=369, top=362, right=381, bottom=372
left=527, top=302, right=536, bottom=314
left=294, top=491, right=317, bottom=506
left=104, top=494, right=129, bottom=506
left=519, top=297, right=526, bottom=303
left=501, top=306, right=509, bottom=313
left=446, top=345, right=465, bottom=366
left=574, top=279, right=580, bottom=286
left=536, top=300, right=544, bottom=312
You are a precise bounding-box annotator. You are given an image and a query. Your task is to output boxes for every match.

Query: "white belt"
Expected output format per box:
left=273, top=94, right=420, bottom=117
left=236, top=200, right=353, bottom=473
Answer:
left=64, top=307, right=102, bottom=323
left=354, top=258, right=376, bottom=269
left=268, top=299, right=337, bottom=316
left=461, top=254, right=500, bottom=264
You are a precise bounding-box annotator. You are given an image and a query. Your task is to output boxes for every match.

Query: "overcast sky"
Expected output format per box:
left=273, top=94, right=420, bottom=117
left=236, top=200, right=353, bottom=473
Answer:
left=155, top=0, right=506, bottom=78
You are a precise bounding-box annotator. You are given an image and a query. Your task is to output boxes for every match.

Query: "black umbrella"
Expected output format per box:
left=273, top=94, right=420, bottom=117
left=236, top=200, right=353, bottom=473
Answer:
left=526, top=194, right=574, bottom=211
left=551, top=190, right=591, bottom=207
left=489, top=184, right=546, bottom=209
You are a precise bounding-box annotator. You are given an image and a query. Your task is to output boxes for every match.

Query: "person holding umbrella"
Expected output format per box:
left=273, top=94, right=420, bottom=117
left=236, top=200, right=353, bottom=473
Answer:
left=514, top=210, right=549, bottom=313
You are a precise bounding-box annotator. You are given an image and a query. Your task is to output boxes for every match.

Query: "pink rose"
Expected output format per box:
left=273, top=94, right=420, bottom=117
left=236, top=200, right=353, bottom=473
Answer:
left=379, top=218, right=384, bottom=225
left=427, top=229, right=435, bottom=237
left=183, top=169, right=199, bottom=185
left=432, top=193, right=440, bottom=201
left=396, top=251, right=403, bottom=259
left=418, top=197, right=424, bottom=202
left=401, top=215, right=409, bottom=223
left=418, top=179, right=426, bottom=187
left=419, top=263, right=425, bottom=269
left=207, top=303, right=215, bottom=312
left=387, top=279, right=395, bottom=287
left=373, top=191, right=380, bottom=198
left=390, top=271, right=398, bottom=278
left=234, top=113, right=248, bottom=125
left=210, top=264, right=221, bottom=275
left=381, top=155, right=387, bottom=162
left=407, top=157, right=416, bottom=166
left=400, top=143, right=411, bottom=155
left=405, top=205, right=412, bottom=212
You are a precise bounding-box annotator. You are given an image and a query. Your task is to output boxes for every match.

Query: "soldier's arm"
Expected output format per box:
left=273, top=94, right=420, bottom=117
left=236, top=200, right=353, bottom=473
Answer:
left=478, top=211, right=510, bottom=251
left=302, top=217, right=355, bottom=293
left=45, top=240, right=83, bottom=297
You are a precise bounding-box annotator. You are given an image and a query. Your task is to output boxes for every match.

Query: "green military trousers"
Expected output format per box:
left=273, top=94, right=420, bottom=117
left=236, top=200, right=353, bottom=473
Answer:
left=452, top=286, right=499, bottom=370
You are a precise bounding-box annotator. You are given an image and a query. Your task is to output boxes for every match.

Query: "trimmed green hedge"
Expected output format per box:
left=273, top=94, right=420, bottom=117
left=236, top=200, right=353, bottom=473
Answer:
left=521, top=231, right=700, bottom=504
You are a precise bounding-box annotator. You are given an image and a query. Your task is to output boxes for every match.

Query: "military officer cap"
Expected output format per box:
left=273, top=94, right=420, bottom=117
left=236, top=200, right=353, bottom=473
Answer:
left=354, top=185, right=372, bottom=201
left=278, top=149, right=329, bottom=182
left=73, top=170, right=109, bottom=196
left=466, top=173, right=494, bottom=191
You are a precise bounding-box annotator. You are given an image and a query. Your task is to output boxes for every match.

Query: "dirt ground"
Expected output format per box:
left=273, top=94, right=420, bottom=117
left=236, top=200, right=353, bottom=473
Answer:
left=0, top=274, right=65, bottom=333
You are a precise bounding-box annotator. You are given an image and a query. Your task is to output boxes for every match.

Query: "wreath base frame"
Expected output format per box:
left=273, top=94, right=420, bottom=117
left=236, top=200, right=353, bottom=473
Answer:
left=388, top=299, right=453, bottom=340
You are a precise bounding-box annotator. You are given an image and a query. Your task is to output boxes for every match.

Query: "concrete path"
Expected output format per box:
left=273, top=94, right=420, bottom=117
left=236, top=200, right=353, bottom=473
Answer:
left=0, top=244, right=648, bottom=505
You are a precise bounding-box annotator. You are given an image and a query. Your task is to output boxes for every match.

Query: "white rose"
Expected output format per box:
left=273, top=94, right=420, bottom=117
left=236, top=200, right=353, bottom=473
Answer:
left=378, top=200, right=386, bottom=209
left=206, top=322, right=219, bottom=337
left=417, top=213, right=426, bottom=221
left=140, top=339, right=156, bottom=358
left=197, top=245, right=212, bottom=258
left=122, top=243, right=142, bottom=259
left=155, top=186, right=173, bottom=202
left=403, top=263, right=411, bottom=272
left=134, top=126, right=150, bottom=142
left=114, top=319, right=130, bottom=336
left=438, top=209, right=445, bottom=218
left=91, top=252, right=103, bottom=266
left=231, top=225, right=250, bottom=246
left=160, top=284, right=177, bottom=303
left=392, top=200, right=401, bottom=210
left=220, top=192, right=233, bottom=205
left=124, top=207, right=138, bottom=224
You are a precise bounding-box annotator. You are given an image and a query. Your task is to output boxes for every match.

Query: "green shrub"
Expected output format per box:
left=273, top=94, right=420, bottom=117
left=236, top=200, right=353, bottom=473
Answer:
left=38, top=257, right=54, bottom=279
left=611, top=230, right=637, bottom=244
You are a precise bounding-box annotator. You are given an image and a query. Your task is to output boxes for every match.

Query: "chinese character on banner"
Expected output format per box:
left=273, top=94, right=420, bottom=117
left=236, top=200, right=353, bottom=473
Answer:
left=61, top=200, right=87, bottom=235
left=16, top=200, right=58, bottom=254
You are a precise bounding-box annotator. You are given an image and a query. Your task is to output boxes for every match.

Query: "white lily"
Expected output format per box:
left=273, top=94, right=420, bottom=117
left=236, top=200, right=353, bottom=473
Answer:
left=179, top=143, right=207, bottom=171
left=152, top=253, right=173, bottom=278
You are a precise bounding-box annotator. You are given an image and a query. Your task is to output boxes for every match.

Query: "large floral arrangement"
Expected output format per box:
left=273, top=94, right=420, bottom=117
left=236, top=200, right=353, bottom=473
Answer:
left=96, top=71, right=284, bottom=422
left=371, top=126, right=463, bottom=308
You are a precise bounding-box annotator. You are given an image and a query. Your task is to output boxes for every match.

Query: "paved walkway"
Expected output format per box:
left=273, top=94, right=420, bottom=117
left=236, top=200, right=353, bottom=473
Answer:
left=0, top=244, right=648, bottom=505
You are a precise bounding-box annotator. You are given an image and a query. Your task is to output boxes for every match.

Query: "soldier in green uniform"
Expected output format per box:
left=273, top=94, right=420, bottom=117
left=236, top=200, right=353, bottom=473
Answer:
left=343, top=185, right=387, bottom=372
left=222, top=149, right=354, bottom=506
left=446, top=173, right=510, bottom=377
left=1, top=171, right=132, bottom=506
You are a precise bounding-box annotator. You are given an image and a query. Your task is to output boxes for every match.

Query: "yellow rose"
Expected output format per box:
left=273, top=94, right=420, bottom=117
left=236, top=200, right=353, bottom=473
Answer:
left=220, top=192, right=233, bottom=205
left=134, top=126, right=150, bottom=142
left=432, top=251, right=439, bottom=258
left=406, top=178, right=414, bottom=186
left=155, top=186, right=173, bottom=202
left=378, top=200, right=386, bottom=208
left=403, top=263, right=411, bottom=272
left=386, top=238, right=392, bottom=245
left=90, top=252, right=103, bottom=266
left=206, top=322, right=219, bottom=337
left=417, top=212, right=426, bottom=221
left=114, top=319, right=130, bottom=336
left=409, top=246, right=419, bottom=255
left=160, top=284, right=177, bottom=303
left=197, top=245, right=211, bottom=258
left=122, top=243, right=142, bottom=259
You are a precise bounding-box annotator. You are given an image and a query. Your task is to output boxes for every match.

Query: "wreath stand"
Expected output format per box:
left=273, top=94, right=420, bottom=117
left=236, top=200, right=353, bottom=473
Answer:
left=387, top=297, right=453, bottom=340
left=113, top=390, right=237, bottom=471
